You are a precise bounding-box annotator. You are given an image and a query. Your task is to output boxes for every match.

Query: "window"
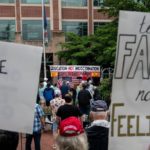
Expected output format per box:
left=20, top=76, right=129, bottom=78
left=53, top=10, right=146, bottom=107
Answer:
left=62, top=0, right=87, bottom=7
left=62, top=21, right=87, bottom=37
left=21, top=0, right=49, bottom=4
left=0, top=20, right=16, bottom=41
left=22, top=20, right=51, bottom=41
left=0, top=0, right=14, bottom=3
left=94, top=22, right=107, bottom=32
left=93, top=0, right=104, bottom=7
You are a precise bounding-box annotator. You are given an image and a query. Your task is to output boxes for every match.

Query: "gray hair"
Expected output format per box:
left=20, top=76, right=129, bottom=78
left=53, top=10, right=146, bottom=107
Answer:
left=56, top=133, right=88, bottom=150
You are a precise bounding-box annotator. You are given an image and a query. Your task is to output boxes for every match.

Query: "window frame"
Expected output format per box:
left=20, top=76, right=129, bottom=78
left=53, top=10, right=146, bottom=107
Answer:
left=22, top=20, right=51, bottom=41
left=0, top=20, right=16, bottom=41
left=61, top=0, right=87, bottom=7
left=62, top=21, right=88, bottom=38
left=21, top=0, right=49, bottom=4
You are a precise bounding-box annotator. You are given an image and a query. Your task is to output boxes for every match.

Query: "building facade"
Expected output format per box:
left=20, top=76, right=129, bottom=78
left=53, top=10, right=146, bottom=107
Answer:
left=0, top=0, right=111, bottom=77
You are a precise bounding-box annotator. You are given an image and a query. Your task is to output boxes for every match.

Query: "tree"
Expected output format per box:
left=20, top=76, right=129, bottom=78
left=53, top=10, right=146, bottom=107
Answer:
left=103, top=0, right=150, bottom=18
left=56, top=0, right=150, bottom=68
left=57, top=22, right=117, bottom=68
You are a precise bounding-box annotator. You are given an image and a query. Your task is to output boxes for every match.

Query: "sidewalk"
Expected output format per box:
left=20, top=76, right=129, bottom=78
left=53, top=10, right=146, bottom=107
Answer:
left=17, top=131, right=55, bottom=150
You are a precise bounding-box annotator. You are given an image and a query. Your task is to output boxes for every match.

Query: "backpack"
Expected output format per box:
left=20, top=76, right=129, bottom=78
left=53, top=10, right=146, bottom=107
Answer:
left=78, top=89, right=92, bottom=106
left=43, top=87, right=54, bottom=102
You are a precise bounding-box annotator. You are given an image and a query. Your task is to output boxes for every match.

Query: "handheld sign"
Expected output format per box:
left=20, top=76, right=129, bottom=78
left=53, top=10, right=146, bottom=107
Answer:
left=0, top=42, right=42, bottom=134
left=109, top=11, right=150, bottom=150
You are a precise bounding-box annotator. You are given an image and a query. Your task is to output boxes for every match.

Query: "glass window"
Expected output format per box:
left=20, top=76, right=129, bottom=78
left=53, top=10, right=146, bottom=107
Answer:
left=22, top=20, right=51, bottom=41
left=94, top=22, right=106, bottom=32
left=62, top=21, right=87, bottom=36
left=0, top=0, right=14, bottom=3
left=62, top=0, right=87, bottom=7
left=21, top=0, right=49, bottom=4
left=93, top=0, right=104, bottom=7
left=0, top=20, right=16, bottom=41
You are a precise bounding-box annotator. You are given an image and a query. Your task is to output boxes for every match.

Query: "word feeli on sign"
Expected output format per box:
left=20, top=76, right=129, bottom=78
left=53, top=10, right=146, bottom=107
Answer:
left=111, top=103, right=150, bottom=137
left=0, top=59, right=7, bottom=74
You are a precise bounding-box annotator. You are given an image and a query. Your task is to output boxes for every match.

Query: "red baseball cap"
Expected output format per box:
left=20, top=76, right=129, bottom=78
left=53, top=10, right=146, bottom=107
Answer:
left=59, top=116, right=84, bottom=137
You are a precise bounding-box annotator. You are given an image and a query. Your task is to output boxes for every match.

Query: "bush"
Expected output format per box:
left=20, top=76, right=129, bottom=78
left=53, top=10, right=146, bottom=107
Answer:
left=98, top=78, right=112, bottom=107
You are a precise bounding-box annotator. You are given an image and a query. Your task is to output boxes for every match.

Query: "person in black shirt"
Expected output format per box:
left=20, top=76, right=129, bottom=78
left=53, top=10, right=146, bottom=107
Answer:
left=0, top=130, right=19, bottom=150
left=78, top=83, right=92, bottom=116
left=56, top=94, right=83, bottom=121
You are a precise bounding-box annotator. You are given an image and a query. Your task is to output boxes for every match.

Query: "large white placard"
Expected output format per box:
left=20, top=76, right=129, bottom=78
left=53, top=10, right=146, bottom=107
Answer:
left=0, top=42, right=42, bottom=134
left=109, top=11, right=150, bottom=150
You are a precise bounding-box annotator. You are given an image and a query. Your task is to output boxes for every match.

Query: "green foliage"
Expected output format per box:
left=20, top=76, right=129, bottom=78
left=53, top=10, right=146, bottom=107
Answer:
left=56, top=0, right=150, bottom=67
left=98, top=78, right=112, bottom=102
left=57, top=22, right=117, bottom=67
left=57, top=33, right=91, bottom=65
left=103, top=0, right=150, bottom=18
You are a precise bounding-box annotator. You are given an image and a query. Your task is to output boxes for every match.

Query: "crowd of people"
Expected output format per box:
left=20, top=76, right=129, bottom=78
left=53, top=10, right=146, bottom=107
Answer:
left=0, top=78, right=110, bottom=150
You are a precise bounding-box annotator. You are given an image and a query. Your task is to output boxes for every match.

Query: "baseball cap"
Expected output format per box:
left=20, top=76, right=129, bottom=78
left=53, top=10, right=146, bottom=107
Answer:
left=59, top=116, right=84, bottom=137
left=90, top=100, right=108, bottom=112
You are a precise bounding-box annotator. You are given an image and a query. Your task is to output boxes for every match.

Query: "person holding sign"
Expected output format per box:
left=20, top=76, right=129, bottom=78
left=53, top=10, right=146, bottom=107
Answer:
left=25, top=103, right=45, bottom=150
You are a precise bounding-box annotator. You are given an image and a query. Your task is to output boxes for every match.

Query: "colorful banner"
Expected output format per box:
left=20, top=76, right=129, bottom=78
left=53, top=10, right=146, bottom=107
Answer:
left=49, top=65, right=100, bottom=72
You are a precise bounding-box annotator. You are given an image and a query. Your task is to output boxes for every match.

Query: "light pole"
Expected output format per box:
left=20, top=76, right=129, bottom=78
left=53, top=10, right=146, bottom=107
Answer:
left=42, top=0, right=48, bottom=82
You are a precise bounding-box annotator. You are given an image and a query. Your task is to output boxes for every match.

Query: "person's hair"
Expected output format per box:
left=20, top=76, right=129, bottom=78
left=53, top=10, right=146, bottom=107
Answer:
left=56, top=133, right=88, bottom=150
left=82, top=83, right=87, bottom=89
left=90, top=111, right=108, bottom=121
left=47, top=82, right=51, bottom=88
left=39, top=99, right=46, bottom=105
left=0, top=130, right=19, bottom=150
left=64, top=94, right=72, bottom=103
left=36, top=93, right=40, bottom=104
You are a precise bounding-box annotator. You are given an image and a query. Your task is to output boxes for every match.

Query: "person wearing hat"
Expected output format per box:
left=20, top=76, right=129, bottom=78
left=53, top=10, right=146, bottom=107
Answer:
left=56, top=116, right=88, bottom=150
left=86, top=100, right=109, bottom=150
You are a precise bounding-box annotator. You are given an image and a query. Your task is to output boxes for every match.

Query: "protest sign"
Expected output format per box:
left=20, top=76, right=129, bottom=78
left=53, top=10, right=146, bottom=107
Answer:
left=0, top=42, right=42, bottom=134
left=109, top=11, right=150, bottom=150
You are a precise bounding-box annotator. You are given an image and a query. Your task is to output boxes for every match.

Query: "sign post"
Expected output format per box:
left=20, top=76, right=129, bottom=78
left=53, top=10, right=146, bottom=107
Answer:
left=110, top=11, right=150, bottom=150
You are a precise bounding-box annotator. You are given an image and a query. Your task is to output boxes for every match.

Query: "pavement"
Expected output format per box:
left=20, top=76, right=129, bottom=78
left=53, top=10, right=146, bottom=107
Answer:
left=17, top=130, right=55, bottom=150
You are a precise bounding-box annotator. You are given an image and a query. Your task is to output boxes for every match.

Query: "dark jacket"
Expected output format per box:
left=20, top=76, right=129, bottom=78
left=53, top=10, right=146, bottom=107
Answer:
left=78, top=89, right=92, bottom=107
left=86, top=123, right=109, bottom=150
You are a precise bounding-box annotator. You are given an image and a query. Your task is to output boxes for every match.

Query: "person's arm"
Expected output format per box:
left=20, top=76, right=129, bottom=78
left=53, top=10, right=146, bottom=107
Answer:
left=56, top=106, right=62, bottom=124
left=40, top=116, right=45, bottom=126
left=56, top=116, right=61, bottom=125
left=37, top=105, right=45, bottom=127
left=75, top=106, right=83, bottom=122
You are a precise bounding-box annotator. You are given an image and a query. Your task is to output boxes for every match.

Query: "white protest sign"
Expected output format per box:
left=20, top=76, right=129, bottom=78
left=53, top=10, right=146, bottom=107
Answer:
left=0, top=42, right=42, bottom=134
left=109, top=11, right=150, bottom=150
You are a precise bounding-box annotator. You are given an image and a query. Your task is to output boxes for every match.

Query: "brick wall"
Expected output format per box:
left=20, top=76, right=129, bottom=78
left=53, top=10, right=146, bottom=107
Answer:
left=62, top=8, right=88, bottom=19
left=0, top=6, right=15, bottom=17
left=53, top=0, right=59, bottom=31
left=21, top=6, right=50, bottom=17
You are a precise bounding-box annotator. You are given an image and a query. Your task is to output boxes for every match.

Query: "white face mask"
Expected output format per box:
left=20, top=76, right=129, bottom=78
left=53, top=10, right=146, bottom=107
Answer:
left=91, top=120, right=110, bottom=128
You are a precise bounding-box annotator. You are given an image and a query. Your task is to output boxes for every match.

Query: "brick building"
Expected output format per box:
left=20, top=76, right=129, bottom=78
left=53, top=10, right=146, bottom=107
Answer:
left=0, top=0, right=111, bottom=78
